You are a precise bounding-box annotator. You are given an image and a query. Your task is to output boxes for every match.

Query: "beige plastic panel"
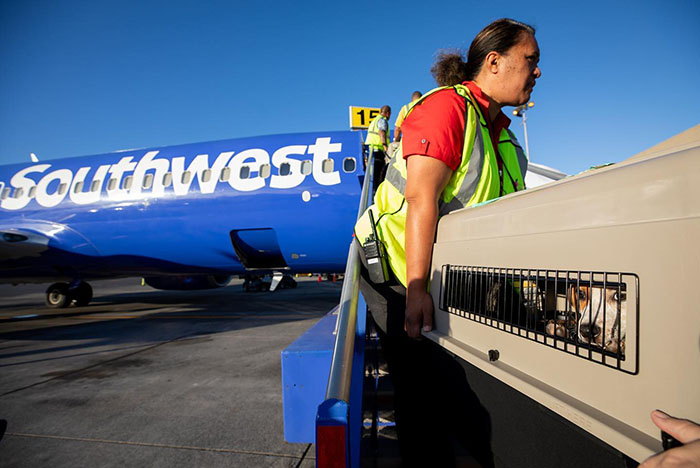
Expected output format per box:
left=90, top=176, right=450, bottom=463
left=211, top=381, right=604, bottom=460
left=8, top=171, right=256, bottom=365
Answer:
left=426, top=124, right=700, bottom=462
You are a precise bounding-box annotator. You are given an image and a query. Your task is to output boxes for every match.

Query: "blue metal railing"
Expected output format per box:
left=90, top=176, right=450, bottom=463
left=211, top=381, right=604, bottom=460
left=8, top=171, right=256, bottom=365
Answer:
left=316, top=147, right=376, bottom=467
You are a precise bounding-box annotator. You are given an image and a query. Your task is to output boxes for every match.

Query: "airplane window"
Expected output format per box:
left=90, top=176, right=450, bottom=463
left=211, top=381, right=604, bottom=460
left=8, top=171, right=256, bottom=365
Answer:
left=58, top=183, right=68, bottom=195
left=219, top=167, right=231, bottom=182
left=239, top=166, right=250, bottom=179
left=322, top=159, right=334, bottom=173
left=202, top=169, right=212, bottom=183
left=73, top=181, right=84, bottom=194
left=343, top=157, right=356, bottom=173
left=181, top=171, right=191, bottom=184
left=1, top=187, right=9, bottom=200
left=279, top=163, right=291, bottom=176
left=301, top=160, right=312, bottom=176
left=259, top=164, right=271, bottom=179
left=163, top=172, right=172, bottom=187
left=122, top=176, right=133, bottom=190
left=143, top=174, right=154, bottom=189
left=107, top=178, right=118, bottom=191
left=13, top=187, right=24, bottom=199
left=90, top=180, right=101, bottom=192
left=28, top=186, right=37, bottom=198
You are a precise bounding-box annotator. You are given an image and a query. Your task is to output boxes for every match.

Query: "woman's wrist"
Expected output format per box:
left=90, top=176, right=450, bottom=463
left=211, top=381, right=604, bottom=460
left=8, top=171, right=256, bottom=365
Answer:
left=406, top=279, right=429, bottom=296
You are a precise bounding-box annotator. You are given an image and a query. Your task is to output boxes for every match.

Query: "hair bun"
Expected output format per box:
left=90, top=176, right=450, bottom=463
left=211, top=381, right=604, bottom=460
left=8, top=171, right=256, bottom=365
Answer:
left=431, top=50, right=470, bottom=87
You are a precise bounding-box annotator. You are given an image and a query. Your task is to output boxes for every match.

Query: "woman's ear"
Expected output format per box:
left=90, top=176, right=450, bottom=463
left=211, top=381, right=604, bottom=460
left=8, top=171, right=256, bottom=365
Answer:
left=484, top=51, right=501, bottom=74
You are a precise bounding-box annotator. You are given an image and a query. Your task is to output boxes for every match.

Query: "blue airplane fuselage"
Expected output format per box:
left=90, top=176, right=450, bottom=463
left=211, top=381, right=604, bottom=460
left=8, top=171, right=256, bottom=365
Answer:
left=0, top=131, right=365, bottom=283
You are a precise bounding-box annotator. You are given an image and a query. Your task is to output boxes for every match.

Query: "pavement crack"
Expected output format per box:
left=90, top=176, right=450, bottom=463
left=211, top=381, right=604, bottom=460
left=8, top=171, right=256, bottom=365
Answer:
left=294, top=443, right=313, bottom=467
left=6, top=432, right=315, bottom=460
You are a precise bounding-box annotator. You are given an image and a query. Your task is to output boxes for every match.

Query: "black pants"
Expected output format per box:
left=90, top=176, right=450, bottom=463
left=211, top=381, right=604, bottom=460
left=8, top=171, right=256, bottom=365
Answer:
left=364, top=149, right=387, bottom=195
left=357, top=241, right=495, bottom=468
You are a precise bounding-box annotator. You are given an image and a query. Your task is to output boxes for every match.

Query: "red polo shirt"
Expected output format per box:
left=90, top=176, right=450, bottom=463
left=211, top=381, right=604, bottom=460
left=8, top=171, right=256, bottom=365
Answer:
left=401, top=81, right=511, bottom=171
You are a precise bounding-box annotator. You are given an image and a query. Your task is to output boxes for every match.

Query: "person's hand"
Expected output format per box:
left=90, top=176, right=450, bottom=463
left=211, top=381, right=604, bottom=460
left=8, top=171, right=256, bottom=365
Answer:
left=405, top=289, right=433, bottom=339
left=640, top=410, right=700, bottom=467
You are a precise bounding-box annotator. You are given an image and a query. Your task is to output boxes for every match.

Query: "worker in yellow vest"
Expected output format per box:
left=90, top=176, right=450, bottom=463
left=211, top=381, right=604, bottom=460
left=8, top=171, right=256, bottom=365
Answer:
left=364, top=105, right=391, bottom=193
left=393, top=91, right=422, bottom=143
left=355, top=18, right=540, bottom=467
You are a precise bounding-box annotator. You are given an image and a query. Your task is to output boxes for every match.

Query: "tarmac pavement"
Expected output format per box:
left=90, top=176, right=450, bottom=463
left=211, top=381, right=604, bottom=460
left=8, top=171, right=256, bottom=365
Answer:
left=0, top=277, right=341, bottom=467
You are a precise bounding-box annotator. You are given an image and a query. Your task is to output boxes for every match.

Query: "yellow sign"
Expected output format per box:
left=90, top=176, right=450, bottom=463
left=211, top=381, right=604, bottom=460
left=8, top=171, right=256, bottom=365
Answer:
left=349, top=106, right=380, bottom=130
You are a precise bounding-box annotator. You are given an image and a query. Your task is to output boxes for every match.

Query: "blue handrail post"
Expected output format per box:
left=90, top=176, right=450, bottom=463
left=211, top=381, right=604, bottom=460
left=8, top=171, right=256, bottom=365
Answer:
left=316, top=399, right=350, bottom=467
left=348, top=292, right=367, bottom=466
left=316, top=147, right=376, bottom=467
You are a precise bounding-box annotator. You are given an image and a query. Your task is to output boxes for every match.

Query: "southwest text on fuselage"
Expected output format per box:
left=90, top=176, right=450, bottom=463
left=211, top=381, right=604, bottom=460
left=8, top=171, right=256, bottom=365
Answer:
left=0, top=137, right=344, bottom=210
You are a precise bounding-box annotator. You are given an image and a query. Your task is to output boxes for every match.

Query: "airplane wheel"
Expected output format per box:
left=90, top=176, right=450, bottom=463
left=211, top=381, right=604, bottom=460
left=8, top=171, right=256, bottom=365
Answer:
left=45, top=283, right=70, bottom=308
left=280, top=275, right=297, bottom=289
left=73, top=282, right=93, bottom=307
left=243, top=275, right=264, bottom=292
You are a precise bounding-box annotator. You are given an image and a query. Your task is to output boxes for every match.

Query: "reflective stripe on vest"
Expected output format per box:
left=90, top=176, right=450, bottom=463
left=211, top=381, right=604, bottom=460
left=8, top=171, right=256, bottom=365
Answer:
left=365, top=114, right=388, bottom=150
left=502, top=128, right=529, bottom=186
left=384, top=86, right=526, bottom=215
left=355, top=84, right=528, bottom=287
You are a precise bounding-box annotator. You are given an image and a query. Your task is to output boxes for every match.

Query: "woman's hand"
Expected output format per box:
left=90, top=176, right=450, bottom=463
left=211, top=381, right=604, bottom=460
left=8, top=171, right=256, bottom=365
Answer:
left=640, top=410, right=700, bottom=467
left=405, top=288, right=434, bottom=338
left=404, top=155, right=452, bottom=339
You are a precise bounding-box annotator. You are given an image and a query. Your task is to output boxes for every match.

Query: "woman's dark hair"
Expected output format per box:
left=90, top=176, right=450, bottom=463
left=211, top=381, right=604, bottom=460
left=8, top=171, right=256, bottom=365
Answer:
left=430, top=50, right=470, bottom=88
left=431, top=18, right=535, bottom=86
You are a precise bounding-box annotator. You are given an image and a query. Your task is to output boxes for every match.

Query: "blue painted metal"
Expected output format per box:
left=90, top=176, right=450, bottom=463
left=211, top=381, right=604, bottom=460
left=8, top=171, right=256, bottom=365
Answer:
left=0, top=131, right=365, bottom=283
left=281, top=307, right=337, bottom=443
left=347, top=293, right=367, bottom=468
left=312, top=298, right=367, bottom=467
left=281, top=294, right=366, bottom=455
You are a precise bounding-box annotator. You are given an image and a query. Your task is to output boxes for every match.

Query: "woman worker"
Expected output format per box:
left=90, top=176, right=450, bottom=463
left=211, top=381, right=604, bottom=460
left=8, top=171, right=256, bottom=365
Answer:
left=354, top=18, right=540, bottom=467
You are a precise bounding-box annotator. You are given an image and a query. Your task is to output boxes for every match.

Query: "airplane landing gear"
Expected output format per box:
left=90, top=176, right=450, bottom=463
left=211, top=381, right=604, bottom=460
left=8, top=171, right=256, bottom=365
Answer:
left=243, top=274, right=297, bottom=292
left=45, top=281, right=93, bottom=308
left=279, top=274, right=297, bottom=289
left=270, top=273, right=297, bottom=291
left=243, top=275, right=269, bottom=292
left=73, top=282, right=93, bottom=307
left=46, top=283, right=70, bottom=308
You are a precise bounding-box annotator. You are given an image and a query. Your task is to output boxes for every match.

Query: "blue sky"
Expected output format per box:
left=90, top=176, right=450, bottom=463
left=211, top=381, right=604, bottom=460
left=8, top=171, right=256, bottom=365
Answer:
left=1, top=0, right=698, bottom=175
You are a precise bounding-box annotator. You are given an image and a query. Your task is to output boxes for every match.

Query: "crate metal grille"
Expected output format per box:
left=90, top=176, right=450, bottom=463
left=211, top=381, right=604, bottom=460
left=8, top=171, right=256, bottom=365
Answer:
left=439, top=265, right=638, bottom=374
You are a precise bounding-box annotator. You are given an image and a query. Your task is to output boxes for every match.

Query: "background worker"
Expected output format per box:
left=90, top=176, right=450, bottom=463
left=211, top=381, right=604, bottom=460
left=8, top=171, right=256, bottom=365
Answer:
left=364, top=105, right=391, bottom=193
left=393, top=90, right=422, bottom=143
left=355, top=18, right=539, bottom=467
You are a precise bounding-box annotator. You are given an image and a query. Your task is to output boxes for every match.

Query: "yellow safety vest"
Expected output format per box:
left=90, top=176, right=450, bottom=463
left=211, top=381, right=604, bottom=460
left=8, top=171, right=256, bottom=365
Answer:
left=365, top=114, right=389, bottom=150
left=395, top=103, right=410, bottom=129
left=355, top=84, right=528, bottom=287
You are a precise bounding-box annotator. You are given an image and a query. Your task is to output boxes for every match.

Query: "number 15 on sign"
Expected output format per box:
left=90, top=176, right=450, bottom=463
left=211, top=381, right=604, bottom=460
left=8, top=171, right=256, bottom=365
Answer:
left=349, top=106, right=380, bottom=130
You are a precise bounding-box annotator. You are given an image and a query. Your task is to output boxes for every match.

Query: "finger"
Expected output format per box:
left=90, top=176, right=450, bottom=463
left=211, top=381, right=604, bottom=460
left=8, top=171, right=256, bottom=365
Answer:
left=638, top=451, right=661, bottom=468
left=404, top=318, right=418, bottom=339
left=422, top=307, right=433, bottom=332
left=640, top=441, right=700, bottom=468
left=651, top=410, right=700, bottom=444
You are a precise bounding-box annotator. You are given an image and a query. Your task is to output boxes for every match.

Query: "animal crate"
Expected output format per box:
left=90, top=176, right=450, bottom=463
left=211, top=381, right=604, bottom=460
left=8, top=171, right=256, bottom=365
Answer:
left=426, top=125, right=700, bottom=464
left=439, top=266, right=638, bottom=373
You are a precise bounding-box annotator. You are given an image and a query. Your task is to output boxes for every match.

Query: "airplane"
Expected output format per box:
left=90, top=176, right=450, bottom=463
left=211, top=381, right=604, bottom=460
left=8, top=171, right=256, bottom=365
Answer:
left=0, top=130, right=564, bottom=308
left=0, top=131, right=369, bottom=307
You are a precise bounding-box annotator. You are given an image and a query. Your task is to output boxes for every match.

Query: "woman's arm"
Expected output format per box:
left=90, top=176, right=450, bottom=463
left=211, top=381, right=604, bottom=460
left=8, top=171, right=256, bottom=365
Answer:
left=404, top=155, right=453, bottom=338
